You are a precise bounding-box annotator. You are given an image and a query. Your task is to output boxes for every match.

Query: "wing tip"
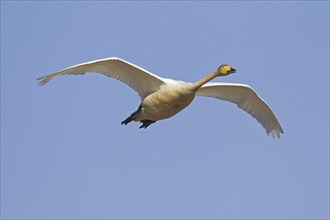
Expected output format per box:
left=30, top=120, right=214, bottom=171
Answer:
left=36, top=75, right=52, bottom=86
left=267, top=127, right=284, bottom=139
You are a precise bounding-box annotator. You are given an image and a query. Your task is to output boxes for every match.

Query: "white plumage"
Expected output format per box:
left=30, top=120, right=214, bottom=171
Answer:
left=37, top=57, right=284, bottom=138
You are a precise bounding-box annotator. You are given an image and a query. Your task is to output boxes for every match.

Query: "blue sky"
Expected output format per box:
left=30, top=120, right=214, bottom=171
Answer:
left=1, top=1, right=329, bottom=219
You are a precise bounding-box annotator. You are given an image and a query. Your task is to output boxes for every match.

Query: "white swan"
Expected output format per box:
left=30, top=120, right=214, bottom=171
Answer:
left=37, top=57, right=284, bottom=138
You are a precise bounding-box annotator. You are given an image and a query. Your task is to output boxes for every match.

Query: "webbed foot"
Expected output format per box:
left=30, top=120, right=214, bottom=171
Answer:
left=139, top=120, right=156, bottom=129
left=121, top=105, right=143, bottom=125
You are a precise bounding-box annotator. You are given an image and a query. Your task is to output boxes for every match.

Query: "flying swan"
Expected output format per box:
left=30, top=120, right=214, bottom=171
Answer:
left=37, top=57, right=284, bottom=138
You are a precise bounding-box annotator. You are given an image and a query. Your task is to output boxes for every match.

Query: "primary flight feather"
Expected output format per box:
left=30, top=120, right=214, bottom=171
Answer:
left=37, top=57, right=284, bottom=138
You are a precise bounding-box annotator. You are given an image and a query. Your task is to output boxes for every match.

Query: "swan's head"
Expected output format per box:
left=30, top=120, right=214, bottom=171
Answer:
left=217, top=64, right=237, bottom=76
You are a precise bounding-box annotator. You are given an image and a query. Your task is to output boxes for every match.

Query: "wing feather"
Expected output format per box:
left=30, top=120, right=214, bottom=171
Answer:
left=37, top=57, right=165, bottom=99
left=196, top=82, right=284, bottom=138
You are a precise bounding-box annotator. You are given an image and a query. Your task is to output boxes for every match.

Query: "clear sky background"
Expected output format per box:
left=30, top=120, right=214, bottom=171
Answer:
left=1, top=1, right=329, bottom=219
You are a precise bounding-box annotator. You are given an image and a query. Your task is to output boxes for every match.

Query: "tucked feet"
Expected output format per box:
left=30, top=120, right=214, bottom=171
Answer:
left=121, top=117, right=133, bottom=125
left=121, top=105, right=143, bottom=125
left=139, top=120, right=156, bottom=129
left=121, top=105, right=155, bottom=129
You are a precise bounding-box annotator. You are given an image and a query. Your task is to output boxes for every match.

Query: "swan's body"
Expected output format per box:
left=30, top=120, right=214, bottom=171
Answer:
left=137, top=80, right=195, bottom=121
left=37, top=57, right=284, bottom=138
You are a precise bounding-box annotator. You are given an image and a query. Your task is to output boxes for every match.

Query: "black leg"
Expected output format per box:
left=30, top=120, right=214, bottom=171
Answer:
left=139, top=120, right=156, bottom=129
left=121, top=116, right=133, bottom=125
left=121, top=105, right=142, bottom=125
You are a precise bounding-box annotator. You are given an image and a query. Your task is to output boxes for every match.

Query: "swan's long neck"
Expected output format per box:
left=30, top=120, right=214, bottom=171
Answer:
left=191, top=71, right=219, bottom=91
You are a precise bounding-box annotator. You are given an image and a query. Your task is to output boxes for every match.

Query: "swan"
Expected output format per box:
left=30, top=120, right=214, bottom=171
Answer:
left=37, top=57, right=284, bottom=138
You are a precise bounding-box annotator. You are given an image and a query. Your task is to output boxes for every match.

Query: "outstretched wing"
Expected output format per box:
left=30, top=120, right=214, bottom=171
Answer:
left=37, top=57, right=165, bottom=99
left=196, top=82, right=284, bottom=138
